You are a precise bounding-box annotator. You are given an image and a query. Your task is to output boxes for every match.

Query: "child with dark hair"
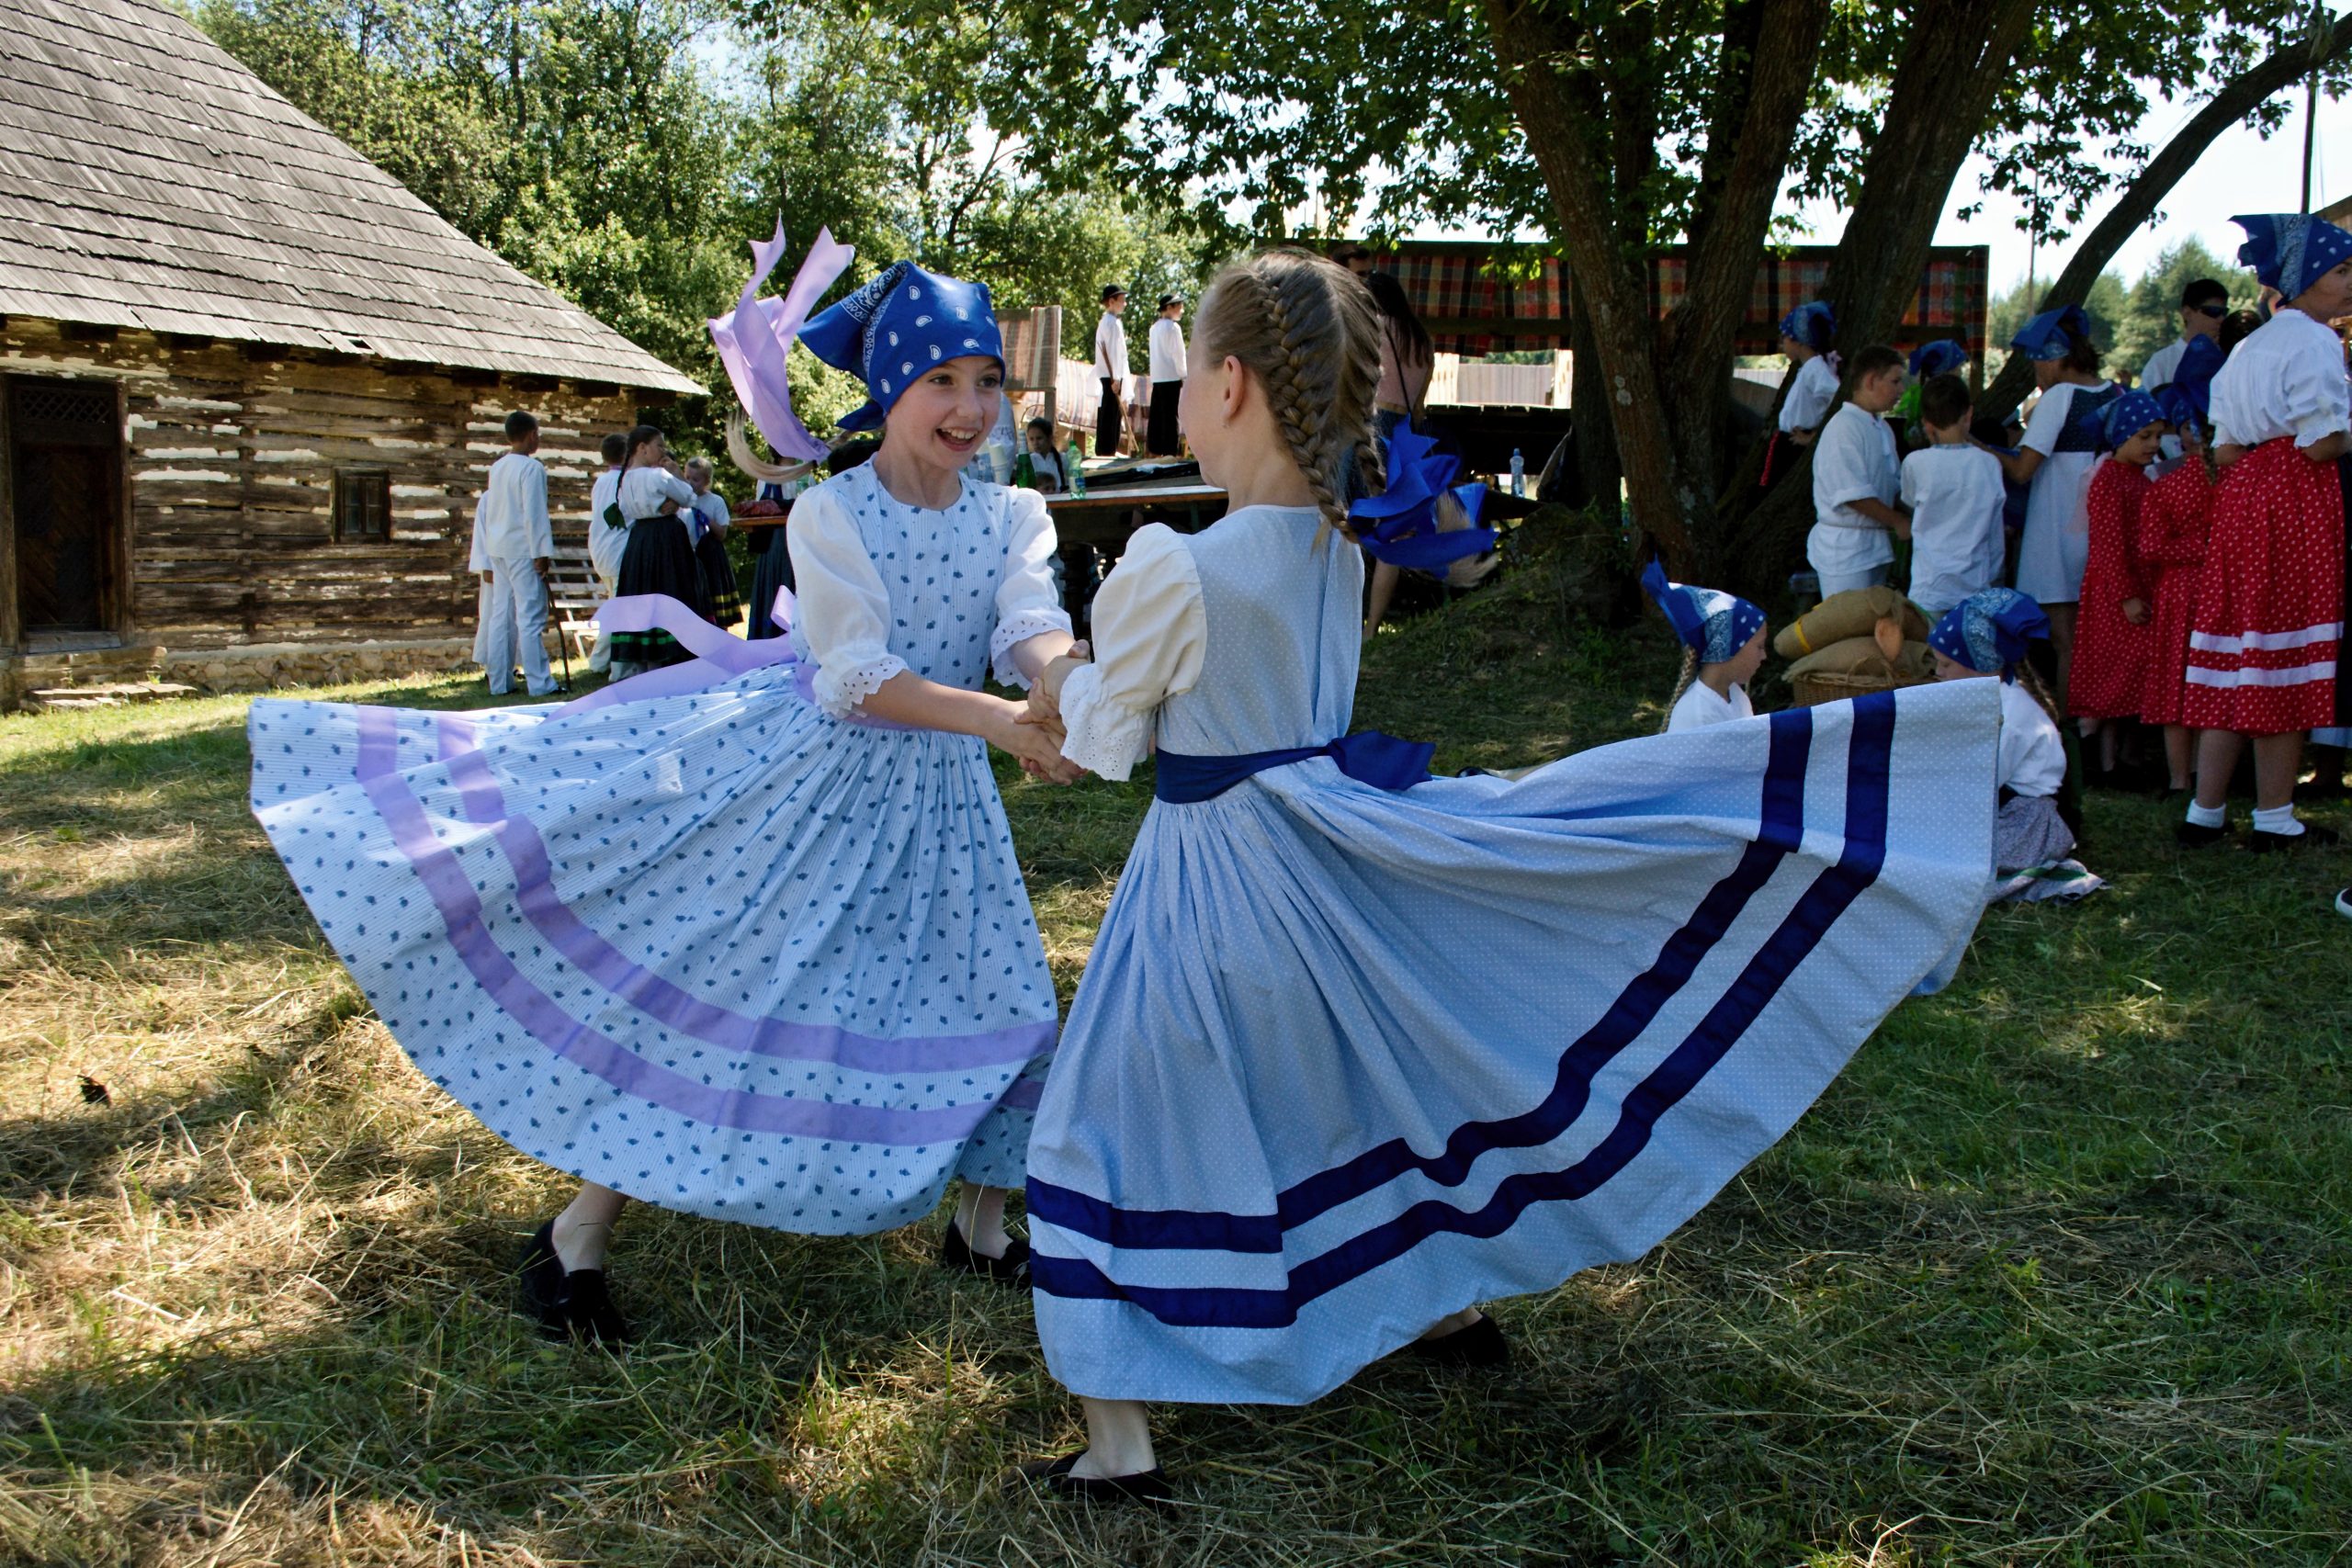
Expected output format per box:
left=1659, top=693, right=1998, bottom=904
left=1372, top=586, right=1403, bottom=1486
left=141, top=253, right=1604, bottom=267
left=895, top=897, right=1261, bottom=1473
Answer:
left=1807, top=344, right=1910, bottom=596
left=1901, top=372, right=2007, bottom=615
left=606, top=424, right=707, bottom=675
left=2138, top=354, right=2223, bottom=794
left=1366, top=270, right=1434, bottom=445
left=585, top=431, right=628, bottom=673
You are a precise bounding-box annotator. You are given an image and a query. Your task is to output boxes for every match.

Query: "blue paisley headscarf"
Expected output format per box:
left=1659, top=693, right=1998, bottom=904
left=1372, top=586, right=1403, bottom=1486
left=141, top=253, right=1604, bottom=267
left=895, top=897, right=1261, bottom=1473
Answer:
left=1928, top=588, right=2051, bottom=681
left=799, top=261, right=1005, bottom=433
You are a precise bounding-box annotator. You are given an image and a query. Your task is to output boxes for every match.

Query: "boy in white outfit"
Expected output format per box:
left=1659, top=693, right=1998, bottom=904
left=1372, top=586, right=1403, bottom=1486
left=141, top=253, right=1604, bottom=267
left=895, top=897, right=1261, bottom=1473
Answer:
left=584, top=431, right=627, bottom=674
left=469, top=410, right=558, bottom=698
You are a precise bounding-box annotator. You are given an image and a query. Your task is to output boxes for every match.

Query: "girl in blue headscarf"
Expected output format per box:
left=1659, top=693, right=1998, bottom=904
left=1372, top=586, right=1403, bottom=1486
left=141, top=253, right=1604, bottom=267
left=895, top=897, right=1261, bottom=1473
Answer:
left=2067, top=390, right=2166, bottom=782
left=1759, top=302, right=1840, bottom=491
left=1928, top=590, right=2101, bottom=903
left=2138, top=354, right=2222, bottom=794
left=2177, top=213, right=2352, bottom=851
left=1984, top=305, right=2121, bottom=705
left=245, top=257, right=1082, bottom=1344
left=1642, top=560, right=1769, bottom=731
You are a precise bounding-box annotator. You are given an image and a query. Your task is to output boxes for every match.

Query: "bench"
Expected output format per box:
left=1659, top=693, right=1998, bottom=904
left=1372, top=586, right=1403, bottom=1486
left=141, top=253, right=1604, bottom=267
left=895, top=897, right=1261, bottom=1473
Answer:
left=546, top=546, right=607, bottom=664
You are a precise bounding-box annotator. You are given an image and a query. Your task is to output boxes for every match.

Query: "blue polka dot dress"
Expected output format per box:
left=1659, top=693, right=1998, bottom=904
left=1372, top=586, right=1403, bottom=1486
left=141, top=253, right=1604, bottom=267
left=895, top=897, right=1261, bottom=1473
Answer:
left=249, top=466, right=1071, bottom=1233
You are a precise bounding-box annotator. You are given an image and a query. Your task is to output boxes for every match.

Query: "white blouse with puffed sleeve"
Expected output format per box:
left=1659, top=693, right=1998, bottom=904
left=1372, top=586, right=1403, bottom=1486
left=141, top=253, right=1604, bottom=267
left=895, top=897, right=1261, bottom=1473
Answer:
left=1057, top=525, right=1206, bottom=779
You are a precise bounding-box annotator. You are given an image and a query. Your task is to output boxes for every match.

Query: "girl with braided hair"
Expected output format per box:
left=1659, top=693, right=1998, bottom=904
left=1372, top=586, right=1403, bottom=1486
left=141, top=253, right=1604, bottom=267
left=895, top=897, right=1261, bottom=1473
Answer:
left=1010, top=249, right=2008, bottom=1501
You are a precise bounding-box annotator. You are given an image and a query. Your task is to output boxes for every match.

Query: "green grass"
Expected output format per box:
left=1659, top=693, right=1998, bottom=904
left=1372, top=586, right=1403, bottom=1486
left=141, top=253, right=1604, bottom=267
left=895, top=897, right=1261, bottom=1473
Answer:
left=1, top=586, right=2347, bottom=1566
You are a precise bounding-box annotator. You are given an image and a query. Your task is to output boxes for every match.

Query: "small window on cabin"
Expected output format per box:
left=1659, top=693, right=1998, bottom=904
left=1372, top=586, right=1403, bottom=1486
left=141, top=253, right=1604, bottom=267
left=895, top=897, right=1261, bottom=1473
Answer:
left=334, top=469, right=391, bottom=541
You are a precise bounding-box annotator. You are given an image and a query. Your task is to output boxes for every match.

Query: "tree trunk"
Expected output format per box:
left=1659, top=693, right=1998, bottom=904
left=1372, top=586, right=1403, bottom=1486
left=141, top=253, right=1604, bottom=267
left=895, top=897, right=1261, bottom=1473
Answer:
left=1977, top=7, right=2352, bottom=423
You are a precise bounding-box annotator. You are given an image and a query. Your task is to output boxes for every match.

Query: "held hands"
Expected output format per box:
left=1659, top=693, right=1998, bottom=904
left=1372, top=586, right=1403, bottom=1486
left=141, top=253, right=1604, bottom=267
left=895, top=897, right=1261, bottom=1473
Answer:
left=992, top=698, right=1081, bottom=784
left=2122, top=598, right=2150, bottom=626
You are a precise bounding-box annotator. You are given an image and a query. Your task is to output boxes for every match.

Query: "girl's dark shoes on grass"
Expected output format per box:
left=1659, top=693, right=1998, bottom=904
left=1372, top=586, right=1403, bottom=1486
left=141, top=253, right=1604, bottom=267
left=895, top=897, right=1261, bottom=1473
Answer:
left=940, top=1218, right=1030, bottom=1283
left=515, top=1219, right=634, bottom=1345
left=1006, top=1452, right=1172, bottom=1506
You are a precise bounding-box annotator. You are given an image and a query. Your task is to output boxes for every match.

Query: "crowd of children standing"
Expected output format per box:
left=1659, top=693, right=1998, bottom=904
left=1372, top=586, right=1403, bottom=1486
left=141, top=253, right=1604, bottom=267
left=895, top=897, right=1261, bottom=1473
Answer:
left=1781, top=214, right=2352, bottom=889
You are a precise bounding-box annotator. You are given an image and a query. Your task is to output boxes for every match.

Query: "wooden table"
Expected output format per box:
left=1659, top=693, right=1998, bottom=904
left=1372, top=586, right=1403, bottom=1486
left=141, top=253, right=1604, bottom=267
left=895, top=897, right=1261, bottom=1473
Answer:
left=1046, top=479, right=1227, bottom=552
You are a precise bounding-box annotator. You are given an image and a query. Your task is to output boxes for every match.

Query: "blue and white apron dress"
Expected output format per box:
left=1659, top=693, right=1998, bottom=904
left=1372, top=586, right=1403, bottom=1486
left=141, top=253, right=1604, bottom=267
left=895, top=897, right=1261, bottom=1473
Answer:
left=1026, top=508, right=2002, bottom=1404
left=248, top=483, right=1057, bottom=1234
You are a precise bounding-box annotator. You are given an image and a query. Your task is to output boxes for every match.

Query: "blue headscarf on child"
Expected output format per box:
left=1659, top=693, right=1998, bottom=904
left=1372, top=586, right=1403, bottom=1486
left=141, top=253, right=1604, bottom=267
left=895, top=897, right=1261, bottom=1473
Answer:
left=799, top=261, right=1005, bottom=433
left=1642, top=559, right=1765, bottom=665
left=2010, top=304, right=2089, bottom=363
left=1908, top=339, right=1968, bottom=378
left=2100, top=389, right=2165, bottom=450
left=2233, top=212, right=2352, bottom=301
left=1928, top=588, right=2050, bottom=682
left=1780, top=302, right=1836, bottom=352
left=2154, top=334, right=2225, bottom=434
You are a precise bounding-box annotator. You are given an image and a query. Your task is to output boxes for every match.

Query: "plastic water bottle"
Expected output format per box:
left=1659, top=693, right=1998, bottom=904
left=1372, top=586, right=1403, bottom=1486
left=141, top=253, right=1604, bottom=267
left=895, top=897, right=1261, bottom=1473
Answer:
left=1067, top=437, right=1087, bottom=499
left=1509, top=448, right=1525, bottom=498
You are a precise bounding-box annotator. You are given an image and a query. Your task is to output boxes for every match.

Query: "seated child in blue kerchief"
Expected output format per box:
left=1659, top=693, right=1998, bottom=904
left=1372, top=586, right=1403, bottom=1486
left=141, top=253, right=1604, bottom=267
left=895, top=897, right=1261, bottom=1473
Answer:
left=1643, top=559, right=1768, bottom=732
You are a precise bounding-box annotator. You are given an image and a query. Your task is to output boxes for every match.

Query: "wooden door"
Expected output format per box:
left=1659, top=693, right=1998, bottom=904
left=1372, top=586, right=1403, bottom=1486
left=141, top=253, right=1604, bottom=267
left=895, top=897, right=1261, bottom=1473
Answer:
left=8, top=379, right=121, bottom=637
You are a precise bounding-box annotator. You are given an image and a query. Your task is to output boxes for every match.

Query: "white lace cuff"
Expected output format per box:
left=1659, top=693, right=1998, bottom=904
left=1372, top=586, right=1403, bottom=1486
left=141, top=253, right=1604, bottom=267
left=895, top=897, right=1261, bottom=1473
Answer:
left=811, top=652, right=908, bottom=718
left=1057, top=663, right=1153, bottom=780
left=989, top=607, right=1074, bottom=688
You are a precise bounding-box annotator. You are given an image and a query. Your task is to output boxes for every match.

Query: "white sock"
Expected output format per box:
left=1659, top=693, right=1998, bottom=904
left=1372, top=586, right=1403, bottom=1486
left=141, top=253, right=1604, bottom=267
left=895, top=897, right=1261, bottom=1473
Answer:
left=2186, top=800, right=2227, bottom=829
left=2252, top=805, right=2304, bottom=836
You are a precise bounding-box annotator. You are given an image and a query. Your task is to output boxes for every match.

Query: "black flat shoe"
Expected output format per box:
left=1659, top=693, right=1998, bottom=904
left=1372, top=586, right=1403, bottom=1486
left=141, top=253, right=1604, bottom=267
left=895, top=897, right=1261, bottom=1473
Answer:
left=1404, top=1312, right=1510, bottom=1369
left=515, top=1220, right=570, bottom=1338
left=940, top=1220, right=1031, bottom=1284
left=1006, top=1452, right=1171, bottom=1506
left=560, top=1269, right=633, bottom=1346
left=2248, top=822, right=2343, bottom=853
left=2174, top=819, right=2230, bottom=849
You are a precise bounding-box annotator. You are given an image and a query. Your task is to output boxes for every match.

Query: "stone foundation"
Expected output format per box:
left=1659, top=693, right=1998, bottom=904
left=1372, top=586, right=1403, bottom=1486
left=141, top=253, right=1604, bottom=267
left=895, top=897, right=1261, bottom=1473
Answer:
left=3, top=632, right=564, bottom=709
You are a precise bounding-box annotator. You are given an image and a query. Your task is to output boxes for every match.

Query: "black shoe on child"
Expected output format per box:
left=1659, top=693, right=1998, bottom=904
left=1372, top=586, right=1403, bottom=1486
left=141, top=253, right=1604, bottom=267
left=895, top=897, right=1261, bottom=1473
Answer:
left=2248, top=821, right=2343, bottom=853
left=560, top=1269, right=633, bottom=1346
left=2174, top=819, right=2231, bottom=849
left=1006, top=1452, right=1172, bottom=1506
left=1403, top=1311, right=1510, bottom=1369
left=940, top=1219, right=1031, bottom=1284
left=516, top=1220, right=571, bottom=1338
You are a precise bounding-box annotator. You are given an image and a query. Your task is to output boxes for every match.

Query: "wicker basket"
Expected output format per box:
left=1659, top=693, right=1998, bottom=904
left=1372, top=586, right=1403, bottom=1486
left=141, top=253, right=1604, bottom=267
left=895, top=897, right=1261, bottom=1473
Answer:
left=1788, top=669, right=1934, bottom=707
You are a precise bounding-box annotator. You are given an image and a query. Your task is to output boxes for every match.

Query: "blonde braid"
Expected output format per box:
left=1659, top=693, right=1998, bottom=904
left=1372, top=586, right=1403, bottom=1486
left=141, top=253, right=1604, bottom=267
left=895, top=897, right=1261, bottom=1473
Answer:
left=1196, top=250, right=1384, bottom=539
left=1662, top=649, right=1700, bottom=733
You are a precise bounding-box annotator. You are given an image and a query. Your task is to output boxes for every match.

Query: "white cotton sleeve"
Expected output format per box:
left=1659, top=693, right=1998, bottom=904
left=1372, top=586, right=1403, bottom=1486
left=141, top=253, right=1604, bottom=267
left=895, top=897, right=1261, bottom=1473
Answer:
left=1812, top=412, right=1880, bottom=510
left=2285, top=333, right=2352, bottom=447
left=989, top=487, right=1074, bottom=687
left=1058, top=525, right=1206, bottom=780
left=2019, top=385, right=2069, bottom=457
left=786, top=486, right=907, bottom=716
left=526, top=460, right=555, bottom=558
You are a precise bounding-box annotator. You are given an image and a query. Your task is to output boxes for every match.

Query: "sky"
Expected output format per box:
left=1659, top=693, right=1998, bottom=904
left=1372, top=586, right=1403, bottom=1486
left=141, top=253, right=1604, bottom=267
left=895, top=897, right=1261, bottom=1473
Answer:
left=1802, top=85, right=2351, bottom=292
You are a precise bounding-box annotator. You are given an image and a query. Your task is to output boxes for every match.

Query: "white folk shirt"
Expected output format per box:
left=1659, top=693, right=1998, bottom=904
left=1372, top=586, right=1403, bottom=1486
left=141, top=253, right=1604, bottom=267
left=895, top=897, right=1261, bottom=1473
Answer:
left=1149, top=316, right=1188, bottom=384
left=1668, top=680, right=1753, bottom=733
left=2140, top=336, right=2190, bottom=392
left=1808, top=402, right=1899, bottom=577
left=1901, top=444, right=2007, bottom=615
left=1094, top=310, right=1128, bottom=383
left=1997, top=678, right=2066, bottom=798
left=618, top=465, right=696, bottom=524
left=1778, top=355, right=1839, bottom=433
left=587, top=467, right=626, bottom=581
left=469, top=451, right=554, bottom=570
left=2210, top=309, right=2352, bottom=450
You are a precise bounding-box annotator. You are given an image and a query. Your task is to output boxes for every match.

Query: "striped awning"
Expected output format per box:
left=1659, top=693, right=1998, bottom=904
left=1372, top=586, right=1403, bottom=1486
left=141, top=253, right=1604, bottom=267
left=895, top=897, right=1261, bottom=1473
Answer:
left=1340, top=242, right=1991, bottom=359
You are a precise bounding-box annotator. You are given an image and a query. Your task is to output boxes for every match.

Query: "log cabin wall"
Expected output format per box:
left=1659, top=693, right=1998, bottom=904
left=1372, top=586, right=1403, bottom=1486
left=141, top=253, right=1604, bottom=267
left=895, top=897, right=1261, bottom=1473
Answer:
left=1, top=316, right=641, bottom=654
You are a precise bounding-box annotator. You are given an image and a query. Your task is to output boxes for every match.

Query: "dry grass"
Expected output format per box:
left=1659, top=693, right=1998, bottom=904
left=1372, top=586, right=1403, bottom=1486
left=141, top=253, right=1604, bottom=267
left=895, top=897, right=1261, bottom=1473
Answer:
left=2, top=597, right=2348, bottom=1565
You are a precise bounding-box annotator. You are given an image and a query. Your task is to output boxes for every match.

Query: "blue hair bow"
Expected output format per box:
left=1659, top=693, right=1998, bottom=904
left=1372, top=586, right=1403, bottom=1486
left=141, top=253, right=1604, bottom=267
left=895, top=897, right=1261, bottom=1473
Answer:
left=1928, top=588, right=2050, bottom=681
left=2010, top=304, right=2089, bottom=363
left=1641, top=559, right=1766, bottom=665
left=799, top=261, right=1004, bottom=433
left=1349, top=426, right=1498, bottom=570
left=2233, top=212, right=2352, bottom=301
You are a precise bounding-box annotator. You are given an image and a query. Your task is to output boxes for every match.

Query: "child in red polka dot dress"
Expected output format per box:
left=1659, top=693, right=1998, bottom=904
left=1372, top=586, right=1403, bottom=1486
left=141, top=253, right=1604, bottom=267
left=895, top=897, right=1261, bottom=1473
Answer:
left=2068, top=391, right=2165, bottom=779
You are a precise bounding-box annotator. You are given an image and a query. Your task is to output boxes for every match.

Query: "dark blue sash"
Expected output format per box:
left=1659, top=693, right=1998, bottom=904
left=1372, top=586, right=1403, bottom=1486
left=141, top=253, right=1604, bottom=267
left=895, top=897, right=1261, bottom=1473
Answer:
left=2052, top=384, right=2121, bottom=455
left=1153, top=731, right=1435, bottom=803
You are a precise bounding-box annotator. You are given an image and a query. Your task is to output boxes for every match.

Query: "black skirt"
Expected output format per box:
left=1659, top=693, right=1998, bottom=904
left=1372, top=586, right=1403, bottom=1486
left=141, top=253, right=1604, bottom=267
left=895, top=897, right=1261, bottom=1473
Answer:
left=1096, top=376, right=1124, bottom=457
left=1148, top=380, right=1182, bottom=456
left=745, top=522, right=796, bottom=640
left=695, top=526, right=741, bottom=628
left=612, top=513, right=709, bottom=668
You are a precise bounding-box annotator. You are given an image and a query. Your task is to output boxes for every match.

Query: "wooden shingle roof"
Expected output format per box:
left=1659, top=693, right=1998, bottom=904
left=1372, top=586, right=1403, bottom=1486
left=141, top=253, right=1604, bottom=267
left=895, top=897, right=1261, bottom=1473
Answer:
left=0, top=0, right=699, bottom=393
